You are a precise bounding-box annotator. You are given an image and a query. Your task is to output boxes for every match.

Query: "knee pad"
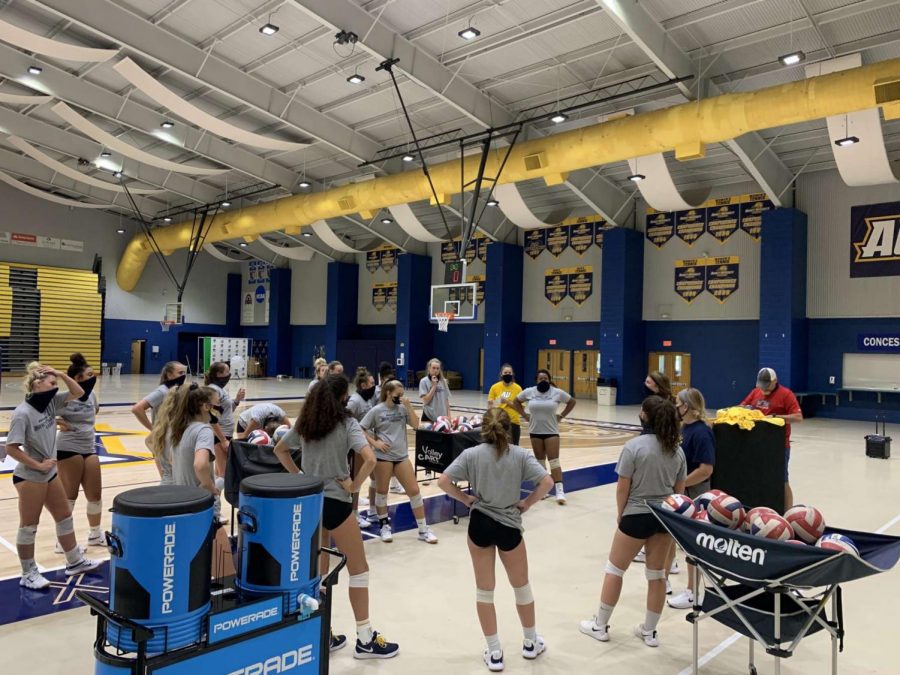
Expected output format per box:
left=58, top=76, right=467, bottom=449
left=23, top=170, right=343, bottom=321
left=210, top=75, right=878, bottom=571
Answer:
left=475, top=588, right=494, bottom=603
left=86, top=500, right=103, bottom=516
left=374, top=493, right=388, bottom=508
left=513, top=583, right=534, bottom=605
left=348, top=571, right=369, bottom=588
left=548, top=458, right=561, bottom=470
left=645, top=568, right=666, bottom=581
left=17, top=525, right=37, bottom=546
left=56, top=516, right=75, bottom=537
left=67, top=499, right=77, bottom=513
left=605, top=561, right=626, bottom=577
left=409, top=493, right=423, bottom=510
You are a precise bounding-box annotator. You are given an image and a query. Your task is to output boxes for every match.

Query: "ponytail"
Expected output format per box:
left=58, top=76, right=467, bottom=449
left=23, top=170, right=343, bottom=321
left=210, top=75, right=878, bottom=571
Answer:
left=481, top=407, right=512, bottom=458
left=642, top=395, right=680, bottom=455
left=68, top=352, right=89, bottom=378
left=151, top=384, right=214, bottom=459
left=147, top=387, right=179, bottom=464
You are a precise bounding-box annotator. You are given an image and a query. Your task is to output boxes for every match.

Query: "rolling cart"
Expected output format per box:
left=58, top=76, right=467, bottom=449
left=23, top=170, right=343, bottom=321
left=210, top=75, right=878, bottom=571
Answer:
left=414, top=428, right=481, bottom=523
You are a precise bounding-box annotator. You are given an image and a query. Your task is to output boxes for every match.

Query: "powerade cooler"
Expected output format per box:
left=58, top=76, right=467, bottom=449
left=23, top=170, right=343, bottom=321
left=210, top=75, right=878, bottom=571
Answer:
left=236, top=474, right=324, bottom=612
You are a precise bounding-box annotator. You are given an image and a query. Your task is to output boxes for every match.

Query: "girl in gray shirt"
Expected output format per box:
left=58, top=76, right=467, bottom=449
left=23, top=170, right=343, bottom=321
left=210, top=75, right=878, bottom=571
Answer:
left=580, top=396, right=686, bottom=649
left=56, top=353, right=105, bottom=548
left=205, top=361, right=246, bottom=485
left=418, top=358, right=451, bottom=422
left=347, top=369, right=378, bottom=528
left=6, top=362, right=100, bottom=590
left=131, top=361, right=187, bottom=431
left=438, top=408, right=554, bottom=670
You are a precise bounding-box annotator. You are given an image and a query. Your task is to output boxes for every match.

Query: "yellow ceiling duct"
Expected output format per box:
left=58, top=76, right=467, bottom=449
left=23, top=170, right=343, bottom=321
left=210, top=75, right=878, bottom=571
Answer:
left=117, top=58, right=900, bottom=291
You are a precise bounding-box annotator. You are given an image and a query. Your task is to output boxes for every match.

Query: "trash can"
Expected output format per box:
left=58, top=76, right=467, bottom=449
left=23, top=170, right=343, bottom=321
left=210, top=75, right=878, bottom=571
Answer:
left=597, top=386, right=616, bottom=406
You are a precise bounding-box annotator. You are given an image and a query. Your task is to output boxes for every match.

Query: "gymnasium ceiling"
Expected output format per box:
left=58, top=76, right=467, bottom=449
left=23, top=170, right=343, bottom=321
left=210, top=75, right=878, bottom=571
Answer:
left=0, top=0, right=898, bottom=256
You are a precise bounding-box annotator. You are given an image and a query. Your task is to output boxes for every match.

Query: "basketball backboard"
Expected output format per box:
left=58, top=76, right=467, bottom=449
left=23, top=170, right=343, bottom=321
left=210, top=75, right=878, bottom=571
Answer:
left=429, top=282, right=479, bottom=321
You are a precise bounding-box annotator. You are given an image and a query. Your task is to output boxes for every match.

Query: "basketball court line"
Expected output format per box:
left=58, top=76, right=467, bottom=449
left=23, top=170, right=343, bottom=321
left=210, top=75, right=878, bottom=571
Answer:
left=0, top=534, right=46, bottom=573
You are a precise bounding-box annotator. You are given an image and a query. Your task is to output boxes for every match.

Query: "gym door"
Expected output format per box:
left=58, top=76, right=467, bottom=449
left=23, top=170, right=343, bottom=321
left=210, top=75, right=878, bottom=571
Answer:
left=537, top=349, right=571, bottom=394
left=648, top=352, right=691, bottom=396
left=573, top=350, right=600, bottom=399
left=130, top=340, right=145, bottom=375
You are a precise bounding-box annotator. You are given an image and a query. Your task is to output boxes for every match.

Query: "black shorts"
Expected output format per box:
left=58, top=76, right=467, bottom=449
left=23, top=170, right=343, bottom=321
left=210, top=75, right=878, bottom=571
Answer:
left=421, top=413, right=435, bottom=423
left=12, top=474, right=57, bottom=486
left=322, top=498, right=353, bottom=530
left=236, top=422, right=246, bottom=434
left=468, top=508, right=523, bottom=552
left=510, top=423, right=521, bottom=445
left=529, top=433, right=559, bottom=441
left=377, top=458, right=405, bottom=464
left=618, top=513, right=667, bottom=540
left=57, top=450, right=94, bottom=461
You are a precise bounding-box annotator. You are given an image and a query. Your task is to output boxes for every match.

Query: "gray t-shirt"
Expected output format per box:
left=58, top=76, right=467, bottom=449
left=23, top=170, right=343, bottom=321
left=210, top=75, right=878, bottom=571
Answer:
left=616, top=434, right=687, bottom=517
left=347, top=392, right=374, bottom=422
left=7, top=391, right=71, bottom=482
left=171, top=421, right=215, bottom=489
left=143, top=384, right=170, bottom=422
left=209, top=384, right=235, bottom=437
left=517, top=386, right=572, bottom=435
left=283, top=418, right=368, bottom=503
left=360, top=402, right=410, bottom=462
left=56, top=392, right=99, bottom=455
left=307, top=379, right=320, bottom=395
left=237, top=403, right=286, bottom=430
left=419, top=376, right=451, bottom=421
left=443, top=443, right=549, bottom=531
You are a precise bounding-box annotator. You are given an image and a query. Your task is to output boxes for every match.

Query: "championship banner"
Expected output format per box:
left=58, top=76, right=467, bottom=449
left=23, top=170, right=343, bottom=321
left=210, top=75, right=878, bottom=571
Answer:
left=467, top=274, right=486, bottom=305
left=371, top=283, right=389, bottom=311
left=366, top=249, right=382, bottom=273
left=706, top=199, right=740, bottom=243
left=674, top=259, right=706, bottom=303
left=675, top=208, right=706, bottom=246
left=386, top=282, right=398, bottom=311
left=705, top=256, right=740, bottom=303
left=464, top=237, right=477, bottom=264
left=476, top=236, right=489, bottom=263
left=546, top=225, right=570, bottom=257
left=569, top=222, right=594, bottom=255
left=595, top=223, right=613, bottom=248
left=646, top=211, right=674, bottom=247
left=567, top=266, right=593, bottom=304
left=380, top=247, right=397, bottom=272
left=849, top=201, right=900, bottom=278
left=544, top=268, right=568, bottom=305
left=524, top=228, right=546, bottom=259
left=739, top=194, right=773, bottom=240
left=441, top=241, right=458, bottom=263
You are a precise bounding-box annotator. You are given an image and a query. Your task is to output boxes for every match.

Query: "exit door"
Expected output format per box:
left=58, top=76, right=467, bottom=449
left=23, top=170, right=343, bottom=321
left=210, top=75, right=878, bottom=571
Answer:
left=131, top=340, right=146, bottom=375
left=648, top=352, right=691, bottom=397
left=573, top=350, right=600, bottom=399
left=537, top=349, right=571, bottom=394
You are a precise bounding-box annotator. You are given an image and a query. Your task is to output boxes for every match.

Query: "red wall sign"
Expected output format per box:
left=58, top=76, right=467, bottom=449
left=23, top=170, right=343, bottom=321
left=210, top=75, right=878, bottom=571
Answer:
left=662, top=340, right=673, bottom=347
left=586, top=339, right=594, bottom=346
left=548, top=339, right=557, bottom=346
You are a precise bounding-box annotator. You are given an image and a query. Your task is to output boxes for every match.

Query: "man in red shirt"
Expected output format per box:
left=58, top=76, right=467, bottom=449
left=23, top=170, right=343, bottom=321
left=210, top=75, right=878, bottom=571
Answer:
left=740, top=367, right=803, bottom=509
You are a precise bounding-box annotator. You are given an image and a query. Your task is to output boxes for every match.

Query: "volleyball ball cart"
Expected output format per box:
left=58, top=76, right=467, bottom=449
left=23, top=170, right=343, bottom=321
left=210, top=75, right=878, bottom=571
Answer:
left=651, top=504, right=900, bottom=675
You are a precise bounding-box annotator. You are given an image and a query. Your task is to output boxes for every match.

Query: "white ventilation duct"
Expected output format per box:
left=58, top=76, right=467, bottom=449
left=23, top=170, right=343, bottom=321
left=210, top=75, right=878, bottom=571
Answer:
left=203, top=243, right=243, bottom=262
left=309, top=220, right=360, bottom=253
left=387, top=203, right=445, bottom=242
left=257, top=235, right=316, bottom=260
left=627, top=154, right=709, bottom=212
left=0, top=169, right=111, bottom=207
left=493, top=182, right=572, bottom=229
left=0, top=92, right=53, bottom=105
left=0, top=18, right=118, bottom=62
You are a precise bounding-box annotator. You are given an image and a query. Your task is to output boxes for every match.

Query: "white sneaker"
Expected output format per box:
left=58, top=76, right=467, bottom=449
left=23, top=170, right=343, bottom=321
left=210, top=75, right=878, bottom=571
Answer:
left=667, top=589, right=694, bottom=610
left=367, top=511, right=379, bottom=522
left=87, top=531, right=107, bottom=547
left=357, top=514, right=371, bottom=530
left=358, top=496, right=370, bottom=507
left=669, top=560, right=680, bottom=574
left=483, top=648, right=504, bottom=671
left=579, top=618, right=609, bottom=642
left=65, top=557, right=101, bottom=576
left=665, top=579, right=672, bottom=595
left=380, top=524, right=393, bottom=543
left=55, top=542, right=85, bottom=555
left=422, top=471, right=433, bottom=486
left=20, top=567, right=50, bottom=590
left=555, top=487, right=566, bottom=504
left=389, top=478, right=405, bottom=495
left=418, top=527, right=438, bottom=544
left=522, top=636, right=545, bottom=659
left=633, top=548, right=646, bottom=563
left=634, top=624, right=659, bottom=648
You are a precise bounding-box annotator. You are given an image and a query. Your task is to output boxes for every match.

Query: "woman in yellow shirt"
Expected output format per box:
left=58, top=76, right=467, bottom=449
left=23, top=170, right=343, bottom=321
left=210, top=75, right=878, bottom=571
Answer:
left=487, top=364, right=524, bottom=444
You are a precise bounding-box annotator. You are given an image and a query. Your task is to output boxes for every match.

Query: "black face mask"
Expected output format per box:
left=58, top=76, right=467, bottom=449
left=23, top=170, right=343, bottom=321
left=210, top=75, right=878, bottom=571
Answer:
left=213, top=375, right=231, bottom=388
left=392, top=396, right=402, bottom=405
left=213, top=404, right=225, bottom=414
left=78, top=376, right=97, bottom=401
left=209, top=412, right=219, bottom=425
left=642, top=384, right=655, bottom=398
left=501, top=374, right=513, bottom=384
left=359, top=387, right=376, bottom=401
left=536, top=380, right=551, bottom=393
left=27, top=387, right=59, bottom=413
left=165, top=374, right=187, bottom=389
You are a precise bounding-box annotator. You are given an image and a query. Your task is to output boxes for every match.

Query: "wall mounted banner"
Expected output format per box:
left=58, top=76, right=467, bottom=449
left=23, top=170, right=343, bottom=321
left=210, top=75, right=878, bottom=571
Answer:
left=675, top=208, right=706, bottom=246
left=739, top=194, right=774, bottom=240
left=441, top=241, right=459, bottom=264
left=567, top=266, right=593, bottom=304
left=380, top=247, right=397, bottom=272
left=645, top=211, right=675, bottom=247
left=372, top=282, right=397, bottom=311
left=524, top=228, right=546, bottom=259
left=467, top=274, right=486, bottom=305
left=520, top=216, right=607, bottom=258
left=706, top=200, right=740, bottom=243
left=674, top=259, right=706, bottom=303
left=705, top=256, right=740, bottom=303
left=366, top=250, right=382, bottom=273
left=546, top=225, right=570, bottom=257
left=857, top=334, right=900, bottom=352
left=247, top=259, right=273, bottom=283
left=366, top=245, right=400, bottom=273
left=849, top=201, right=900, bottom=278
left=464, top=237, right=477, bottom=264
left=569, top=222, right=594, bottom=255
left=476, top=237, right=488, bottom=262
left=544, top=268, right=569, bottom=305
left=0, top=231, right=84, bottom=252
left=386, top=282, right=398, bottom=311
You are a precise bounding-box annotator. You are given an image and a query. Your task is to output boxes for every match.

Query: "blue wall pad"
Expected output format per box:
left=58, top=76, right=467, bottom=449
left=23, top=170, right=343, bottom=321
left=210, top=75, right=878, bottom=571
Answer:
left=325, top=261, right=359, bottom=361
left=484, top=242, right=524, bottom=393
left=432, top=322, right=484, bottom=390
left=396, top=253, right=433, bottom=386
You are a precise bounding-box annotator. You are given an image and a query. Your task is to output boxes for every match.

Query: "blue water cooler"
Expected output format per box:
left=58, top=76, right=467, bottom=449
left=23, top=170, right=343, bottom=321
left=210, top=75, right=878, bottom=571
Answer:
left=105, top=486, right=215, bottom=654
left=236, top=474, right=324, bottom=613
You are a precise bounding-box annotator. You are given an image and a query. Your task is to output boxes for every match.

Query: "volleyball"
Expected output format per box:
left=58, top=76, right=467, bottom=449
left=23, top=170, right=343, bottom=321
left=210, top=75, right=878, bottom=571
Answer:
left=421, top=422, right=434, bottom=431
left=785, top=539, right=807, bottom=546
left=693, top=509, right=710, bottom=522
left=246, top=429, right=271, bottom=445
left=750, top=513, right=792, bottom=541
left=694, top=489, right=726, bottom=512
left=432, top=417, right=452, bottom=433
left=457, top=422, right=473, bottom=433
left=272, top=424, right=291, bottom=444
left=743, top=506, right=778, bottom=533
left=816, top=533, right=859, bottom=556
left=661, top=494, right=696, bottom=518
left=784, top=505, right=826, bottom=544
left=469, top=414, right=483, bottom=427
left=451, top=416, right=468, bottom=430
left=708, top=494, right=745, bottom=530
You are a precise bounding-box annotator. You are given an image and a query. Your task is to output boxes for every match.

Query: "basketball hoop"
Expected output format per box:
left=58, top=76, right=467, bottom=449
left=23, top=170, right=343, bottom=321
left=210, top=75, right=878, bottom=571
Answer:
left=160, top=320, right=175, bottom=332
left=435, top=312, right=455, bottom=333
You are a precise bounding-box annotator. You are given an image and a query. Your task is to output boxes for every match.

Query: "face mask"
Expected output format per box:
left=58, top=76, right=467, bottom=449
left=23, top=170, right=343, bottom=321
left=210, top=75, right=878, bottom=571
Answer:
left=501, top=374, right=513, bottom=384
left=214, top=374, right=231, bottom=388
left=536, top=381, right=551, bottom=393
left=78, top=376, right=97, bottom=401
left=642, top=384, right=655, bottom=398
left=359, top=387, right=376, bottom=401
left=27, top=387, right=59, bottom=413
left=165, top=374, right=187, bottom=389
left=209, top=411, right=219, bottom=425
left=213, top=404, right=224, bottom=414
left=392, top=396, right=402, bottom=405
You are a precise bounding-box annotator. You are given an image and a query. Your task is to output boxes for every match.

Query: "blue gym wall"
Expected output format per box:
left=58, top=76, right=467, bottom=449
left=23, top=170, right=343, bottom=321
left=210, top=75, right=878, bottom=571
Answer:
left=102, top=319, right=227, bottom=375
left=431, top=322, right=484, bottom=390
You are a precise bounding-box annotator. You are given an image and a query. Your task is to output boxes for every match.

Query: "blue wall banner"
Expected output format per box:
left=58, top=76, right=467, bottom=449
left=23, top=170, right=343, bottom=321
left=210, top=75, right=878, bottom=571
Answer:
left=524, top=229, right=546, bottom=259
left=674, top=258, right=706, bottom=303
left=739, top=194, right=773, bottom=240
left=567, top=266, right=593, bottom=304
left=476, top=236, right=489, bottom=262
left=372, top=283, right=389, bottom=310
left=386, top=282, right=398, bottom=311
left=380, top=247, right=397, bottom=272
left=705, top=256, right=740, bottom=303
left=546, top=225, right=570, bottom=257
left=441, top=241, right=458, bottom=263
left=857, top=334, right=900, bottom=352
left=366, top=250, right=381, bottom=273
left=645, top=211, right=674, bottom=247
left=569, top=222, right=594, bottom=255
left=544, top=268, right=568, bottom=305
left=706, top=200, right=740, bottom=243
left=849, top=201, right=900, bottom=278
left=675, top=208, right=706, bottom=245
left=467, top=274, right=486, bottom=304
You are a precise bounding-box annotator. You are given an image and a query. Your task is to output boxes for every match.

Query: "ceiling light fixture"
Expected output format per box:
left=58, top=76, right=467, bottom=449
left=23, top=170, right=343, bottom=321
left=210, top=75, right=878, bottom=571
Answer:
left=113, top=171, right=123, bottom=178
left=298, top=180, right=311, bottom=188
left=347, top=72, right=365, bottom=85
left=100, top=151, right=111, bottom=158
left=486, top=198, right=499, bottom=207
left=160, top=120, right=174, bottom=129
left=834, top=136, right=859, bottom=147
left=301, top=231, right=312, bottom=237
left=778, top=50, right=805, bottom=66
left=28, top=66, right=42, bottom=75
left=628, top=173, right=646, bottom=182
left=550, top=113, right=568, bottom=124
left=402, top=154, right=414, bottom=162
left=381, top=217, right=393, bottom=224
left=163, top=216, right=172, bottom=223
left=458, top=26, right=480, bottom=40
left=221, top=200, right=231, bottom=207
left=116, top=228, right=125, bottom=234
left=239, top=242, right=248, bottom=247
left=260, top=22, right=279, bottom=36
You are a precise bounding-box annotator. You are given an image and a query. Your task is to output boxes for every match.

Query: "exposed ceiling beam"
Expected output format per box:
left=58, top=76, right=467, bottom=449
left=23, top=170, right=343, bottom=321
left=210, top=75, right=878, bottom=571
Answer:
left=31, top=0, right=381, bottom=162
left=287, top=0, right=513, bottom=128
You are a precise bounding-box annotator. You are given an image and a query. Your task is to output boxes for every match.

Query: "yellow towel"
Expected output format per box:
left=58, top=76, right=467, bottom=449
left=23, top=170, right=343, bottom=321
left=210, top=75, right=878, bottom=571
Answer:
left=714, top=406, right=786, bottom=430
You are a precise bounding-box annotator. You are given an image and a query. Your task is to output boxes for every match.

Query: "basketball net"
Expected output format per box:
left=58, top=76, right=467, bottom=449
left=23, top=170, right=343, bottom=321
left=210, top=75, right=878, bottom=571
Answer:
left=436, top=312, right=455, bottom=333
left=160, top=320, right=175, bottom=332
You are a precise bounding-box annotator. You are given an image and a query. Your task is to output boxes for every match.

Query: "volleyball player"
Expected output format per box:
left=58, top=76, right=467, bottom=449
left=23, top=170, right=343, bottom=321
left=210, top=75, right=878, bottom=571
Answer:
left=368, top=364, right=406, bottom=497
left=361, top=380, right=438, bottom=544
left=510, top=369, right=576, bottom=504
left=418, top=358, right=451, bottom=422
left=204, top=361, right=246, bottom=479
left=235, top=402, right=289, bottom=438
left=55, top=353, right=104, bottom=550
left=347, top=369, right=377, bottom=528
left=580, top=396, right=686, bottom=648
left=131, top=361, right=187, bottom=431
left=487, top=364, right=523, bottom=445
left=6, top=363, right=101, bottom=589
left=438, top=408, right=554, bottom=671
left=274, top=374, right=399, bottom=659
left=374, top=361, right=394, bottom=399
left=158, top=384, right=220, bottom=496
left=308, top=360, right=343, bottom=394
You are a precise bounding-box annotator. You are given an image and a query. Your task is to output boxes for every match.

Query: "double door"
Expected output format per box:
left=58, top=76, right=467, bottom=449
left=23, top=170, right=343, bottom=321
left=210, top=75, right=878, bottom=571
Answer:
left=537, top=349, right=600, bottom=399
left=648, top=352, right=692, bottom=396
